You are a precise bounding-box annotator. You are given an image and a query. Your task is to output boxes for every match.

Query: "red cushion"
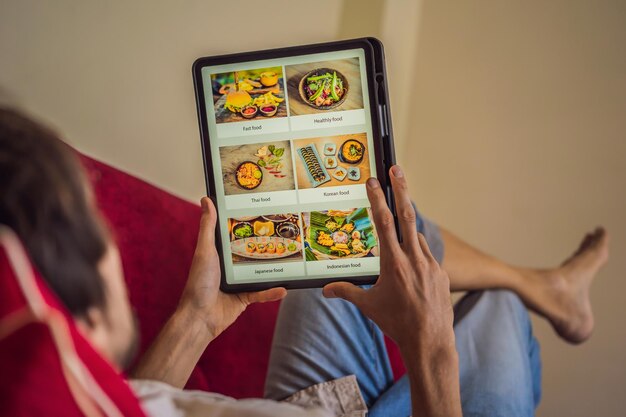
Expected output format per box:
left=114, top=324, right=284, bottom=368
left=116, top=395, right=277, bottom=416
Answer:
left=0, top=228, right=147, bottom=417
left=80, top=155, right=405, bottom=398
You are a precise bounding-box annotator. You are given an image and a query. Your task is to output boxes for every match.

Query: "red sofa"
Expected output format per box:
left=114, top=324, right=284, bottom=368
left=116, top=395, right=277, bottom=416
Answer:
left=81, top=155, right=404, bottom=399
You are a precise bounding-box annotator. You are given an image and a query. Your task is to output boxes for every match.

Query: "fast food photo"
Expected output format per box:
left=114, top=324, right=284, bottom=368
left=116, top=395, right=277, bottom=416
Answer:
left=211, top=67, right=287, bottom=123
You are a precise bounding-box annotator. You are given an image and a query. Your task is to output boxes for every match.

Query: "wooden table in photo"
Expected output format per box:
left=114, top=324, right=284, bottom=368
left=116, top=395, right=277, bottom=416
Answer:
left=293, top=133, right=371, bottom=190
left=285, top=58, right=364, bottom=116
left=213, top=79, right=288, bottom=123
left=220, top=141, right=295, bottom=196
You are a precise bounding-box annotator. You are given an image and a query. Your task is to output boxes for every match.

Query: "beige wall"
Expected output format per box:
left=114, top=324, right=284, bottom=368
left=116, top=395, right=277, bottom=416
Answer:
left=1, top=1, right=625, bottom=416
left=0, top=0, right=345, bottom=200
left=406, top=1, right=626, bottom=416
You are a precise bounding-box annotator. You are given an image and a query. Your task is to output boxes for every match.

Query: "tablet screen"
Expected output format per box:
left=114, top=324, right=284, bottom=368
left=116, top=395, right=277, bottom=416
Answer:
left=199, top=48, right=381, bottom=285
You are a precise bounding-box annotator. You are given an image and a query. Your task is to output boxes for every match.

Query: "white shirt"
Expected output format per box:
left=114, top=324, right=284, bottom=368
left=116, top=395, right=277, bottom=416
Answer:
left=131, top=375, right=366, bottom=417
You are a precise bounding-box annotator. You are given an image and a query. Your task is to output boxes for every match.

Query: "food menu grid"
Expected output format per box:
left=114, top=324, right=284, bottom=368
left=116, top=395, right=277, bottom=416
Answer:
left=201, top=48, right=380, bottom=283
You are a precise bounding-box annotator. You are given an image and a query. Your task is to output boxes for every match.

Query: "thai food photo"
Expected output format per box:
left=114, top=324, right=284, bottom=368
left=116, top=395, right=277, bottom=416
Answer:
left=285, top=58, right=364, bottom=116
left=293, top=133, right=371, bottom=189
left=228, top=214, right=303, bottom=264
left=210, top=67, right=287, bottom=123
left=303, top=208, right=379, bottom=261
left=220, top=141, right=295, bottom=196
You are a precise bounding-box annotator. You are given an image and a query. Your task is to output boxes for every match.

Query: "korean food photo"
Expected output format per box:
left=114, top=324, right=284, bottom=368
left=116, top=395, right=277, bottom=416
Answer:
left=293, top=133, right=371, bottom=189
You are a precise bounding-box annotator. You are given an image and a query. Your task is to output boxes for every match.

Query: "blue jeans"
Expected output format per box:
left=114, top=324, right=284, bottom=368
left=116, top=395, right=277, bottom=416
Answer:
left=264, top=215, right=541, bottom=417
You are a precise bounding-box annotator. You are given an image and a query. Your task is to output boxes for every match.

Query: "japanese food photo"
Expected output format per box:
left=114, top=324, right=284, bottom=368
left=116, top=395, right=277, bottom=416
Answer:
left=303, top=208, right=379, bottom=261
left=210, top=67, right=287, bottom=123
left=228, top=214, right=303, bottom=263
left=220, top=141, right=295, bottom=196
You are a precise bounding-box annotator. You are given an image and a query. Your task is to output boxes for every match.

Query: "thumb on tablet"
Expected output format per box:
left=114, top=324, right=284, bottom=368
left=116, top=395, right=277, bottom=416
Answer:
left=196, top=197, right=217, bottom=253
left=323, top=282, right=367, bottom=309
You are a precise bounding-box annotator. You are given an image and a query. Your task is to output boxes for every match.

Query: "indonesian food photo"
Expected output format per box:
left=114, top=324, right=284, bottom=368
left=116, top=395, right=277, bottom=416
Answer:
left=305, top=208, right=377, bottom=260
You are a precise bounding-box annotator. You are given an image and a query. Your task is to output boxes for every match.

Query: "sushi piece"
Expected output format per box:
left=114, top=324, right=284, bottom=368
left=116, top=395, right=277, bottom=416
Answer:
left=276, top=242, right=286, bottom=254
left=246, top=242, right=256, bottom=253
left=266, top=242, right=276, bottom=254
left=256, top=243, right=267, bottom=253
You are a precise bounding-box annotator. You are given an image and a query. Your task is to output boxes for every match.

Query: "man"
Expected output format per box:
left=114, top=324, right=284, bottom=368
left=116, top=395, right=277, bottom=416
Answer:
left=0, top=108, right=609, bottom=416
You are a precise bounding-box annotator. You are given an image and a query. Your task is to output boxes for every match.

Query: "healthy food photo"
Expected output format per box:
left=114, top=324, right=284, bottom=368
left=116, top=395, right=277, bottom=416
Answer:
left=285, top=58, right=364, bottom=115
left=219, top=141, right=295, bottom=195
left=228, top=213, right=303, bottom=264
left=303, top=208, right=379, bottom=261
left=210, top=67, right=287, bottom=123
left=293, top=133, right=371, bottom=189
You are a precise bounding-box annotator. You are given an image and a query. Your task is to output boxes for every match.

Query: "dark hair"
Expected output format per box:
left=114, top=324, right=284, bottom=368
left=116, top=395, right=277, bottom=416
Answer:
left=0, top=108, right=108, bottom=317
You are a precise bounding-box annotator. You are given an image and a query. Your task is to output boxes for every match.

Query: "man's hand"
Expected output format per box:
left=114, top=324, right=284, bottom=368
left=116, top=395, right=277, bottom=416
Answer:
left=323, top=165, right=462, bottom=417
left=179, top=197, right=286, bottom=340
left=322, top=166, right=454, bottom=349
left=133, top=197, right=285, bottom=388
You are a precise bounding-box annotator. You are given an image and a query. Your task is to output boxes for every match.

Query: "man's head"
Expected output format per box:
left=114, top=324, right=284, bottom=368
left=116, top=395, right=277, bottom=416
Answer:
left=0, top=108, right=137, bottom=369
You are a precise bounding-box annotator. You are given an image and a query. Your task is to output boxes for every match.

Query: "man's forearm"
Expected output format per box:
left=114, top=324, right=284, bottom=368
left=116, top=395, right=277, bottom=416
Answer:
left=132, top=306, right=213, bottom=388
left=399, top=336, right=462, bottom=417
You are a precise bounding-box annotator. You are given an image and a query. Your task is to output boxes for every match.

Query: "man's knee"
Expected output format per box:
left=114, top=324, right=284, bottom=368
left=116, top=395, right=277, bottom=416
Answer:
left=484, top=290, right=527, bottom=318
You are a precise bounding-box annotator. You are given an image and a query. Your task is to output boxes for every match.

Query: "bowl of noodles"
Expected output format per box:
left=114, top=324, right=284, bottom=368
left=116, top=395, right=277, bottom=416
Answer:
left=235, top=161, right=263, bottom=190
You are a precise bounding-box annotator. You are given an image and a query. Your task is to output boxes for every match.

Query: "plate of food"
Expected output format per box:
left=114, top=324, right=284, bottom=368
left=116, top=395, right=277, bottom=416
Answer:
left=324, top=156, right=338, bottom=169
left=276, top=221, right=300, bottom=239
left=298, top=68, right=349, bottom=110
left=232, top=222, right=254, bottom=239
left=231, top=236, right=301, bottom=259
left=332, top=166, right=347, bottom=181
left=253, top=219, right=275, bottom=237
left=297, top=145, right=331, bottom=187
left=347, top=167, right=361, bottom=181
left=235, top=161, right=263, bottom=190
left=323, top=143, right=337, bottom=156
left=339, top=139, right=365, bottom=164
left=305, top=208, right=377, bottom=260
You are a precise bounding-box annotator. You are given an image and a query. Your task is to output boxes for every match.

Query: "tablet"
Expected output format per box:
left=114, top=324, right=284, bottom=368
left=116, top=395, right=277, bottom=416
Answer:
left=193, top=38, right=396, bottom=292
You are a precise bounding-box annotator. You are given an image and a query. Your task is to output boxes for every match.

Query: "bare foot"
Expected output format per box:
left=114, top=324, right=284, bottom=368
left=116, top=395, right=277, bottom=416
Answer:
left=522, top=228, right=609, bottom=344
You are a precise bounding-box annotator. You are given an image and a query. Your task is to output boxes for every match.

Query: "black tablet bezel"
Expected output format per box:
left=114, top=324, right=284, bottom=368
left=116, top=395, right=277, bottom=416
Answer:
left=193, top=37, right=396, bottom=293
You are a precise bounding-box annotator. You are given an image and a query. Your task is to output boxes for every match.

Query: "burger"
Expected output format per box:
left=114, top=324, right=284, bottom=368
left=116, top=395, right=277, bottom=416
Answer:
left=224, top=90, right=252, bottom=113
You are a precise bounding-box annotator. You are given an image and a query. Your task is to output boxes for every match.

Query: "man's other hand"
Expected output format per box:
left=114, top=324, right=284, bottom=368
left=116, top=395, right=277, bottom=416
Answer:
left=179, top=197, right=286, bottom=341
left=322, top=166, right=455, bottom=351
